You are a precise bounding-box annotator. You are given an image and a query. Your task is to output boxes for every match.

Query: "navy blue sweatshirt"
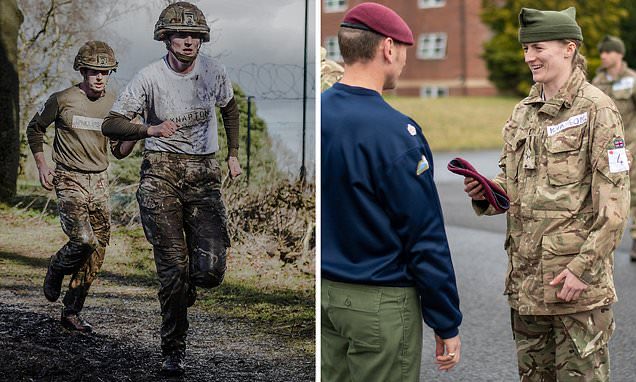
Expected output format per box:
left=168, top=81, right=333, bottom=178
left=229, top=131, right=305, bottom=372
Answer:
left=321, top=83, right=462, bottom=339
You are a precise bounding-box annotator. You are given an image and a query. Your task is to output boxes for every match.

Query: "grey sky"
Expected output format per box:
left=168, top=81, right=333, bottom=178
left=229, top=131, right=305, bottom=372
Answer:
left=104, top=0, right=316, bottom=176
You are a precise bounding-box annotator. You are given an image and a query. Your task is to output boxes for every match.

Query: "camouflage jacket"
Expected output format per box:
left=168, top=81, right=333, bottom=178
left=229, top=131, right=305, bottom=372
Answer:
left=321, top=47, right=344, bottom=92
left=475, top=68, right=629, bottom=315
left=592, top=62, right=636, bottom=151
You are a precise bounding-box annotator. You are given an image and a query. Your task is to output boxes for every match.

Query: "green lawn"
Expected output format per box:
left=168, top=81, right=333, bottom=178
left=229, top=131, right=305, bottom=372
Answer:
left=386, top=96, right=521, bottom=151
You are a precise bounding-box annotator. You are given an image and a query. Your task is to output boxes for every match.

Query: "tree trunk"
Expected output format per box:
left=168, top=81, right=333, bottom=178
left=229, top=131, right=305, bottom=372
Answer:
left=0, top=0, right=23, bottom=201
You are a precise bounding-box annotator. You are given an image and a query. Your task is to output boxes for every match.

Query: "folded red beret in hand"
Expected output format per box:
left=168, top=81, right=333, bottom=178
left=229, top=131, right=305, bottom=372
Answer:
left=447, top=157, right=510, bottom=213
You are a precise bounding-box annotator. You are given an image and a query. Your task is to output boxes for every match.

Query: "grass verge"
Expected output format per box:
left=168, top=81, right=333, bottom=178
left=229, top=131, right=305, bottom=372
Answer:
left=386, top=96, right=520, bottom=151
left=0, top=190, right=314, bottom=354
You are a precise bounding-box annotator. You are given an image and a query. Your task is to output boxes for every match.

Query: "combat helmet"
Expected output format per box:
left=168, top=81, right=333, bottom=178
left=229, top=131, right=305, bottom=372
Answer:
left=73, top=41, right=118, bottom=71
left=154, top=2, right=210, bottom=42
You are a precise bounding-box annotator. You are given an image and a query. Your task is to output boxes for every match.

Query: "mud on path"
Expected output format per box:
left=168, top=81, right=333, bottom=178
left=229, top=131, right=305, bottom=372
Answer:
left=0, top=211, right=315, bottom=381
left=0, top=291, right=313, bottom=381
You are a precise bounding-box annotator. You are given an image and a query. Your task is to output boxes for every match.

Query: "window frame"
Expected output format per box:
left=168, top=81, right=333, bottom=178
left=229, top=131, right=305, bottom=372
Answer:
left=416, top=32, right=448, bottom=60
left=419, top=86, right=449, bottom=98
left=418, top=0, right=446, bottom=9
left=323, top=0, right=347, bottom=13
left=324, top=36, right=342, bottom=62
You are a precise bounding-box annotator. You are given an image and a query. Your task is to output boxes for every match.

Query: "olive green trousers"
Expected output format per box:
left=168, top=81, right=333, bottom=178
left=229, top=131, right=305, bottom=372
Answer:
left=321, top=279, right=423, bottom=382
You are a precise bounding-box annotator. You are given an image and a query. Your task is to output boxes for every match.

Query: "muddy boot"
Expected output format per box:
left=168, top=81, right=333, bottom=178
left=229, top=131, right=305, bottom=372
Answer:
left=43, top=256, right=64, bottom=302
left=631, top=240, right=636, bottom=262
left=61, top=309, right=93, bottom=333
left=161, top=352, right=185, bottom=377
left=187, top=284, right=197, bottom=308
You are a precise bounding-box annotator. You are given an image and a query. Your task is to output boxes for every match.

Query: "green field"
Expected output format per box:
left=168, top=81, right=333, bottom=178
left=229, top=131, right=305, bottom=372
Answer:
left=386, top=96, right=521, bottom=151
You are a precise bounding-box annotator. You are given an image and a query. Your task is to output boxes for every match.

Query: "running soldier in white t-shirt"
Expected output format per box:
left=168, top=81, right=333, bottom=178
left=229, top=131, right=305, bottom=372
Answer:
left=101, top=2, right=240, bottom=376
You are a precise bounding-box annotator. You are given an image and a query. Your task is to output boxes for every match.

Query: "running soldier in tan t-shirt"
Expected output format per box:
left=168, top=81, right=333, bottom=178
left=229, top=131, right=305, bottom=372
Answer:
left=26, top=41, right=127, bottom=333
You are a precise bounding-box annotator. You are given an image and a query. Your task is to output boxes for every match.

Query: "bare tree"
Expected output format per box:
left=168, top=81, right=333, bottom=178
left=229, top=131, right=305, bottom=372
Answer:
left=0, top=0, right=23, bottom=200
left=16, top=0, right=152, bottom=175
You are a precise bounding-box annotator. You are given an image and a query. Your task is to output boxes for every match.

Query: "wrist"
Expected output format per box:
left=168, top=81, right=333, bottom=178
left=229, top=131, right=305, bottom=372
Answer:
left=141, top=124, right=151, bottom=138
left=35, top=158, right=48, bottom=169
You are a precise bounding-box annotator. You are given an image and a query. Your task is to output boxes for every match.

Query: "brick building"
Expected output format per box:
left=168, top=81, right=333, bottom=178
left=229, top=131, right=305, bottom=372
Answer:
left=321, top=0, right=498, bottom=97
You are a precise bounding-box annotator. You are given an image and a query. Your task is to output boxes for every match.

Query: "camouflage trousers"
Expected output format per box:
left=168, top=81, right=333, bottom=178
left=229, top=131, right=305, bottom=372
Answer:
left=629, top=153, right=636, bottom=239
left=511, top=307, right=614, bottom=382
left=137, top=151, right=230, bottom=356
left=51, top=167, right=110, bottom=315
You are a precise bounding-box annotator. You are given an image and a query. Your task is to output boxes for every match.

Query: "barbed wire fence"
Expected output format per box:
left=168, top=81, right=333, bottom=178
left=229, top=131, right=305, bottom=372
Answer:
left=22, top=59, right=316, bottom=186
left=227, top=62, right=316, bottom=183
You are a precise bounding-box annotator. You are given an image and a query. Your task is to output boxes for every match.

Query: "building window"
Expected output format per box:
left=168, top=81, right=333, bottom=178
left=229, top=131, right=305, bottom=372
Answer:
left=420, top=86, right=449, bottom=98
left=324, top=0, right=347, bottom=13
left=417, top=33, right=447, bottom=60
left=418, top=0, right=446, bottom=8
left=324, top=36, right=342, bottom=62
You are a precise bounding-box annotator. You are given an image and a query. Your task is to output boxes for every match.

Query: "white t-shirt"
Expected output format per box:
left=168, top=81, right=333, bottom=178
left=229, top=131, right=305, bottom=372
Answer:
left=111, top=54, right=234, bottom=155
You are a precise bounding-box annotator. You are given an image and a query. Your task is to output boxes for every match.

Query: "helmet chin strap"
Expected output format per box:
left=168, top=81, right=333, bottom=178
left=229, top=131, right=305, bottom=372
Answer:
left=166, top=42, right=199, bottom=64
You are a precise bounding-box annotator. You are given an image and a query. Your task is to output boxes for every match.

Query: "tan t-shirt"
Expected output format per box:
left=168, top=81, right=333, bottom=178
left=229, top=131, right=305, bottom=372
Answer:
left=26, top=85, right=115, bottom=172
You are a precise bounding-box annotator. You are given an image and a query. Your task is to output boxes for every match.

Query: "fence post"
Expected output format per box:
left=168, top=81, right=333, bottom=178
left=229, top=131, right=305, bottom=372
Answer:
left=299, top=0, right=309, bottom=184
left=246, top=95, right=253, bottom=185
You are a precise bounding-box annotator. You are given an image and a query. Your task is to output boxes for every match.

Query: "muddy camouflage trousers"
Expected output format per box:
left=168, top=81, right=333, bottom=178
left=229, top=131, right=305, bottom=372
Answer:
left=137, top=151, right=229, bottom=356
left=512, top=307, right=614, bottom=381
left=630, top=159, right=636, bottom=239
left=51, top=168, right=110, bottom=315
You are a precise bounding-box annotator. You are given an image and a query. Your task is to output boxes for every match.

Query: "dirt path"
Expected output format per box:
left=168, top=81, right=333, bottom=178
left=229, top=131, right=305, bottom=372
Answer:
left=0, top=212, right=315, bottom=381
left=0, top=276, right=313, bottom=381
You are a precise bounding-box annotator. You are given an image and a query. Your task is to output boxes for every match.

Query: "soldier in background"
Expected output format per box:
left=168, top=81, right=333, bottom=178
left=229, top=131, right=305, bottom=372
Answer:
left=320, top=46, right=343, bottom=91
left=464, top=8, right=628, bottom=381
left=592, top=35, right=636, bottom=262
left=101, top=1, right=240, bottom=377
left=27, top=41, right=123, bottom=333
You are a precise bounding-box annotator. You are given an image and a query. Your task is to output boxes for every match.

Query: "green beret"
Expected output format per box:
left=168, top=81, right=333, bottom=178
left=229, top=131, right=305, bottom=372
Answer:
left=518, top=7, right=583, bottom=44
left=598, top=35, right=625, bottom=54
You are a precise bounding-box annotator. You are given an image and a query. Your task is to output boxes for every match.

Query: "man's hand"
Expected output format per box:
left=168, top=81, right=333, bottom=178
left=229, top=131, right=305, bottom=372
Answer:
left=147, top=120, right=179, bottom=137
left=34, top=152, right=55, bottom=191
left=227, top=156, right=242, bottom=178
left=111, top=140, right=138, bottom=159
left=463, top=177, right=485, bottom=200
left=38, top=165, right=55, bottom=191
left=118, top=140, right=138, bottom=158
left=550, top=268, right=588, bottom=302
left=434, top=334, right=461, bottom=372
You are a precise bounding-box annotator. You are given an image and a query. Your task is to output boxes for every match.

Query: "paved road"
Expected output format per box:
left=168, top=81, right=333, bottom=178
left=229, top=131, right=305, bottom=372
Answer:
left=418, top=150, right=636, bottom=381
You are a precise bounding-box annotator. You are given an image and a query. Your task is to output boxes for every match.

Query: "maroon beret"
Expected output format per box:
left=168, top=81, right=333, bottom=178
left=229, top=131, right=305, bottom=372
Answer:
left=447, top=157, right=510, bottom=213
left=341, top=2, right=414, bottom=46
